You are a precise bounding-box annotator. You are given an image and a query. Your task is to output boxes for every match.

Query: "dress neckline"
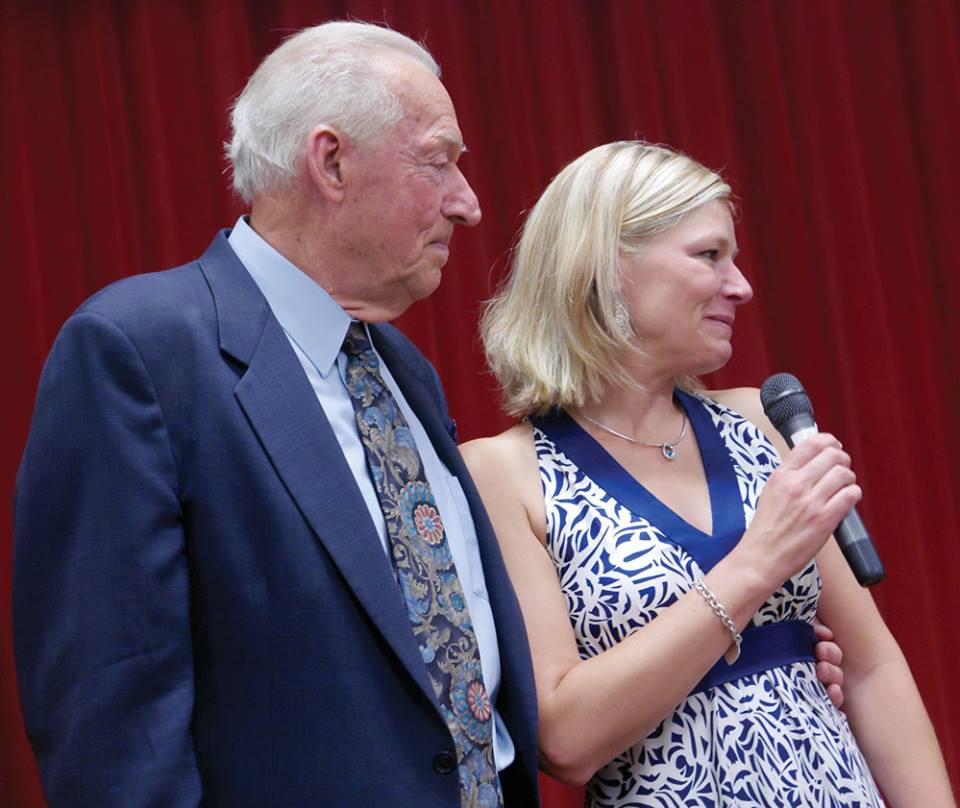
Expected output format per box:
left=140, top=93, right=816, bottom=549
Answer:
left=530, top=390, right=746, bottom=573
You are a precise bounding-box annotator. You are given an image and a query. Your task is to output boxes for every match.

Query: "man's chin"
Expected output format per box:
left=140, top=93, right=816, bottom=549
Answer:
left=407, top=268, right=444, bottom=301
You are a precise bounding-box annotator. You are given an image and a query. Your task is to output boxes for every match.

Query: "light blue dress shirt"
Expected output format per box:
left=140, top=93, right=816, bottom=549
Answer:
left=228, top=217, right=514, bottom=769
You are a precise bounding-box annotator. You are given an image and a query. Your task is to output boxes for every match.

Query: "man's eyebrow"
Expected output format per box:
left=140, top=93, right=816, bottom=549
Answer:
left=432, top=132, right=466, bottom=154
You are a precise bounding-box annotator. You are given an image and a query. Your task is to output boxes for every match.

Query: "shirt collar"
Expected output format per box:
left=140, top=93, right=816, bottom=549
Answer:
left=227, top=215, right=351, bottom=377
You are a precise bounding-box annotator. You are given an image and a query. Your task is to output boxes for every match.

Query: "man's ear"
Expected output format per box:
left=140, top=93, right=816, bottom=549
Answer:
left=305, top=125, right=347, bottom=202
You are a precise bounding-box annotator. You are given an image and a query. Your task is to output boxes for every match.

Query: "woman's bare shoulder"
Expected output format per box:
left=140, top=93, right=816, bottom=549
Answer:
left=460, top=421, right=535, bottom=471
left=706, top=386, right=787, bottom=453
left=460, top=420, right=546, bottom=540
left=707, top=386, right=762, bottom=419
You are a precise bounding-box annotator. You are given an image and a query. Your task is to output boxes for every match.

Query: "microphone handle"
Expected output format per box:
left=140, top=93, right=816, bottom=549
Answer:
left=781, top=415, right=886, bottom=587
left=834, top=507, right=886, bottom=587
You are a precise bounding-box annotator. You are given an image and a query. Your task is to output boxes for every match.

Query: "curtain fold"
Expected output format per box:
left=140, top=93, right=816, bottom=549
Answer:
left=3, top=2, right=957, bottom=805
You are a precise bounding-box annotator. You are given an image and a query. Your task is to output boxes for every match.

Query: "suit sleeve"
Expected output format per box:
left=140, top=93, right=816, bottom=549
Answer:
left=13, top=311, right=201, bottom=807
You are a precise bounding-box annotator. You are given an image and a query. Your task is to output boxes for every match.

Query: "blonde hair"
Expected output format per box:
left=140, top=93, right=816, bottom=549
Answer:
left=227, top=21, right=439, bottom=203
left=481, top=141, right=731, bottom=417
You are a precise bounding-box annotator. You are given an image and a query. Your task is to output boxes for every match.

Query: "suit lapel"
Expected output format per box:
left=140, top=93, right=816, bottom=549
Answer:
left=198, top=235, right=436, bottom=707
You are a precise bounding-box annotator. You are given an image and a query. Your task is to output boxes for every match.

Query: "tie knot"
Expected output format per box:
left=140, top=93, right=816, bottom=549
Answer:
left=342, top=321, right=374, bottom=358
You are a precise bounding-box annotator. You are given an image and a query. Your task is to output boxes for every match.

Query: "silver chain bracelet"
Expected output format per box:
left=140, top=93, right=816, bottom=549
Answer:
left=692, top=578, right=742, bottom=664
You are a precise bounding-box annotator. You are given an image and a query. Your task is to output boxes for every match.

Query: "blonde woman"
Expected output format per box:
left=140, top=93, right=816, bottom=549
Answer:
left=462, top=142, right=954, bottom=807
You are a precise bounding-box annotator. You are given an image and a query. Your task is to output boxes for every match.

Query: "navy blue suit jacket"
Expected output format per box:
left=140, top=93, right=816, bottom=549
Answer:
left=14, top=232, right=540, bottom=807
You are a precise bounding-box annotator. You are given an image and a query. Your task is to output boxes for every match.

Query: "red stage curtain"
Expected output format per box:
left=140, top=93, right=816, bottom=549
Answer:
left=2, top=2, right=958, bottom=805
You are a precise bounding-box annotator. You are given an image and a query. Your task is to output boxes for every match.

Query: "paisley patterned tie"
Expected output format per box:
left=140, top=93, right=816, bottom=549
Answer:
left=341, top=322, right=503, bottom=808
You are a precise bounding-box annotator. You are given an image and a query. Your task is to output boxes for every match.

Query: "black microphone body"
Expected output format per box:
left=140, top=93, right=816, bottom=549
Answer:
left=760, top=373, right=885, bottom=587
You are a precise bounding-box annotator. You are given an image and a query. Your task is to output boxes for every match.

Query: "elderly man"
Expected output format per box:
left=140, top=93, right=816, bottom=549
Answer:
left=14, top=22, right=538, bottom=808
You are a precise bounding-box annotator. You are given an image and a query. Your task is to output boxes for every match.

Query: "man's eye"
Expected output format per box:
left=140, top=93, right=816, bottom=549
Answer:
left=699, top=249, right=719, bottom=261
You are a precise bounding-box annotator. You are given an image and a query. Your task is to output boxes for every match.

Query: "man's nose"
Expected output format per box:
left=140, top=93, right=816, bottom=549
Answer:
left=443, top=166, right=482, bottom=227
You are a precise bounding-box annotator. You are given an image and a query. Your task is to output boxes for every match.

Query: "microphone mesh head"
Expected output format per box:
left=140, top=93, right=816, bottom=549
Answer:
left=760, top=373, right=814, bottom=429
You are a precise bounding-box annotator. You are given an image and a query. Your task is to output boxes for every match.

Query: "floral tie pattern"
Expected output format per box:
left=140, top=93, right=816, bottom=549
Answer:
left=342, top=322, right=503, bottom=808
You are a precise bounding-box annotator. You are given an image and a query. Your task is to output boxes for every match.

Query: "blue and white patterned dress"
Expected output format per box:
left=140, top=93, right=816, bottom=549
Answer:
left=531, top=391, right=883, bottom=808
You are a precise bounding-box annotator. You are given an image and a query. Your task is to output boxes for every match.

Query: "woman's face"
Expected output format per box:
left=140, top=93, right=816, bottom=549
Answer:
left=618, top=198, right=753, bottom=378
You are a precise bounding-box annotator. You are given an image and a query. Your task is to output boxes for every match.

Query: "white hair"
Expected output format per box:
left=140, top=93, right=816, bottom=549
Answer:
left=226, top=21, right=439, bottom=203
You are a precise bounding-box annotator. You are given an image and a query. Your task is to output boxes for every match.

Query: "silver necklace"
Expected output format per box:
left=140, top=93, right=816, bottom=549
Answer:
left=580, top=409, right=688, bottom=461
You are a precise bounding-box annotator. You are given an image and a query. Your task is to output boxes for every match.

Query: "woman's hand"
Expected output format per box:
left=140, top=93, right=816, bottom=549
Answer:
left=734, top=432, right=862, bottom=588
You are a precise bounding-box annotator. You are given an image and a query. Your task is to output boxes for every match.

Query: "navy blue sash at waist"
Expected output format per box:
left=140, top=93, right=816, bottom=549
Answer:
left=691, top=619, right=816, bottom=696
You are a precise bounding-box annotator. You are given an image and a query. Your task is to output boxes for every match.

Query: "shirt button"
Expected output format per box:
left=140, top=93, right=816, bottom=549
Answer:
left=432, top=751, right=456, bottom=775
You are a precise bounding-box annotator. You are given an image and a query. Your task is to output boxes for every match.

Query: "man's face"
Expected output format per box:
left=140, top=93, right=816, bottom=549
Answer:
left=335, top=58, right=481, bottom=320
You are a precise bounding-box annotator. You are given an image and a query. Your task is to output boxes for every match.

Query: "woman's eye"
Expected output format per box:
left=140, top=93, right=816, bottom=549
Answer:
left=699, top=249, right=719, bottom=261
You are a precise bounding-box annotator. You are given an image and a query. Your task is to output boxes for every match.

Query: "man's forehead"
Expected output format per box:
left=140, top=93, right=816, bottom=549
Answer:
left=374, top=55, right=467, bottom=156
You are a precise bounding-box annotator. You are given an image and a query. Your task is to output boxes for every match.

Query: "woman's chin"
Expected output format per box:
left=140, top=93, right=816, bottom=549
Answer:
left=683, top=347, right=733, bottom=378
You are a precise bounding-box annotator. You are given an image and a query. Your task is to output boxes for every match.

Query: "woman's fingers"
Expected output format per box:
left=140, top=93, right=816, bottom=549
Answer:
left=743, top=432, right=859, bottom=582
left=779, top=432, right=843, bottom=469
left=822, top=482, right=862, bottom=524
left=777, top=436, right=858, bottom=522
left=811, top=465, right=859, bottom=516
left=794, top=444, right=852, bottom=484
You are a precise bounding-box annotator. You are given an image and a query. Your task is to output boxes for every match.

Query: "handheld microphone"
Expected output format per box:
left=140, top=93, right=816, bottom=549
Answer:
left=759, top=373, right=885, bottom=587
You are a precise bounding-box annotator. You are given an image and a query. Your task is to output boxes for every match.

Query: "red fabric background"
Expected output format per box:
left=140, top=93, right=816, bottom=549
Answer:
left=2, top=2, right=958, bottom=805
